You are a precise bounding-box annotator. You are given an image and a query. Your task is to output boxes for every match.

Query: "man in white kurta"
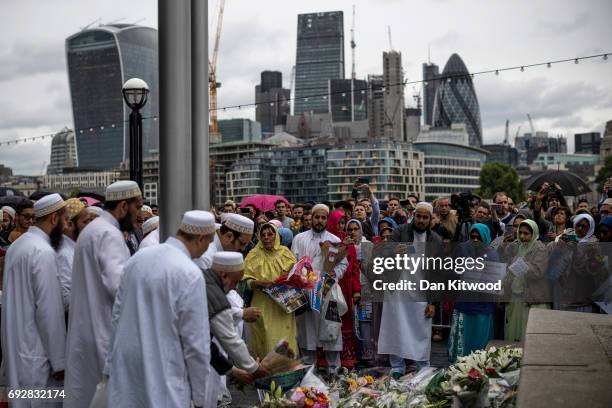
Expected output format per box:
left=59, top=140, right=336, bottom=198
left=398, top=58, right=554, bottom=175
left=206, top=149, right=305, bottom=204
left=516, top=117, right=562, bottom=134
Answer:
left=291, top=204, right=348, bottom=374
left=196, top=213, right=253, bottom=269
left=104, top=211, right=216, bottom=408
left=379, top=203, right=440, bottom=376
left=63, top=181, right=142, bottom=408
left=56, top=198, right=93, bottom=311
left=0, top=194, right=67, bottom=408
left=137, top=216, right=159, bottom=249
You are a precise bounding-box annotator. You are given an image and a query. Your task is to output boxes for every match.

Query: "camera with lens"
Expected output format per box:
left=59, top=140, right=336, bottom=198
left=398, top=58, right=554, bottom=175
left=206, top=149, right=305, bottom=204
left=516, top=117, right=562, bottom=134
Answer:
left=451, top=192, right=481, bottom=222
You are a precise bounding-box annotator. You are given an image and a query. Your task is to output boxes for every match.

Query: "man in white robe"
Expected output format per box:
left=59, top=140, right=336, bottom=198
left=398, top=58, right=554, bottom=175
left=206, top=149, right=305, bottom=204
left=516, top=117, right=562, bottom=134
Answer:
left=203, top=251, right=268, bottom=407
left=379, top=203, right=440, bottom=377
left=63, top=181, right=142, bottom=408
left=56, top=198, right=94, bottom=311
left=138, top=216, right=159, bottom=249
left=291, top=204, right=348, bottom=375
left=104, top=211, right=216, bottom=408
left=196, top=213, right=253, bottom=269
left=1, top=193, right=67, bottom=407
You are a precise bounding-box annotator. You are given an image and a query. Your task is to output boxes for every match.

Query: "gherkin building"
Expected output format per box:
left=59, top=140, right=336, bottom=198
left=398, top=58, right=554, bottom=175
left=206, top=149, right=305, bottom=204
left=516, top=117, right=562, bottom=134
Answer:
left=432, top=53, right=482, bottom=147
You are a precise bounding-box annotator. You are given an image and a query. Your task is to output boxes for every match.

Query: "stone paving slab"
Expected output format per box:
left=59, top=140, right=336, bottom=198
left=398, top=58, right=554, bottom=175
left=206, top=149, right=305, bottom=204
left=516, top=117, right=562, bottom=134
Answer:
left=517, top=309, right=612, bottom=408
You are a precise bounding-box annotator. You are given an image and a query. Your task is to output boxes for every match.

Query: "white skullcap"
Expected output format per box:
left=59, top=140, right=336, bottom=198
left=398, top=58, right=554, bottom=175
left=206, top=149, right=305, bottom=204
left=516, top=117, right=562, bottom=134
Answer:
left=212, top=251, right=244, bottom=273
left=415, top=202, right=434, bottom=215
left=105, top=180, right=142, bottom=201
left=87, top=206, right=104, bottom=216
left=140, top=205, right=153, bottom=216
left=269, top=219, right=282, bottom=229
left=2, top=206, right=16, bottom=219
left=312, top=203, right=330, bottom=215
left=142, top=216, right=159, bottom=235
left=215, top=223, right=221, bottom=230
left=179, top=210, right=216, bottom=235
left=33, top=193, right=66, bottom=219
left=223, top=213, right=254, bottom=235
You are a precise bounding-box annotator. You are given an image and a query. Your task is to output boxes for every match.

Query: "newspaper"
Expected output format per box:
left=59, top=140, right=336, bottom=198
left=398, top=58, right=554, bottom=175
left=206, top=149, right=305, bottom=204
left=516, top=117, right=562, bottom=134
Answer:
left=263, top=285, right=309, bottom=314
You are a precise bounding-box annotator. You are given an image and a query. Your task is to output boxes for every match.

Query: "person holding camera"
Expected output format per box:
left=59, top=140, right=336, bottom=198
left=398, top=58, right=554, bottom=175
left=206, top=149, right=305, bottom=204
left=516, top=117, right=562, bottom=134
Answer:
left=352, top=180, right=380, bottom=237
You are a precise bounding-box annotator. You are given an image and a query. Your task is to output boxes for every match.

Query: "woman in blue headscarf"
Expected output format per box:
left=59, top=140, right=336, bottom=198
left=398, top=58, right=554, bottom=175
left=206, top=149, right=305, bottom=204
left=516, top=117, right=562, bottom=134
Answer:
left=448, top=224, right=500, bottom=362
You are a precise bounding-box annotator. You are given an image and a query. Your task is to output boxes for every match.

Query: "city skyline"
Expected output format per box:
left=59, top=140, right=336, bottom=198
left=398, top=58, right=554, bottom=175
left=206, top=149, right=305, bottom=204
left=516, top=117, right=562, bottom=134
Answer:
left=1, top=0, right=611, bottom=174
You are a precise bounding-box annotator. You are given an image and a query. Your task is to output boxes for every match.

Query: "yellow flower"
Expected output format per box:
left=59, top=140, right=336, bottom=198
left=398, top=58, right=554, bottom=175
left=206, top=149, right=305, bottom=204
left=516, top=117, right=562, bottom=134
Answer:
left=305, top=397, right=314, bottom=407
left=365, top=375, right=374, bottom=384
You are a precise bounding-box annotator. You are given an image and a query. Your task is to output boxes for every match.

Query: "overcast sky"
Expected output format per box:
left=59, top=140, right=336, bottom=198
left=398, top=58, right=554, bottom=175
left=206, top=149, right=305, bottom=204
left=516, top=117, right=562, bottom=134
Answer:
left=1, top=0, right=611, bottom=174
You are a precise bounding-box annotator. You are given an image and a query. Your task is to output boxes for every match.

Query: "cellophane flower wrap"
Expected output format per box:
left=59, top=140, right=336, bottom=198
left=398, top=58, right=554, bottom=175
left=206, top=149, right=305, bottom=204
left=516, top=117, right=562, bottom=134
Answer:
left=276, top=256, right=319, bottom=289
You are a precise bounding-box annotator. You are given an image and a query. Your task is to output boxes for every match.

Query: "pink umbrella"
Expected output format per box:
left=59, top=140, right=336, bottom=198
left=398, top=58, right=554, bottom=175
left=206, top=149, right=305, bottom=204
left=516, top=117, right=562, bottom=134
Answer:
left=79, top=196, right=100, bottom=206
left=240, top=195, right=289, bottom=212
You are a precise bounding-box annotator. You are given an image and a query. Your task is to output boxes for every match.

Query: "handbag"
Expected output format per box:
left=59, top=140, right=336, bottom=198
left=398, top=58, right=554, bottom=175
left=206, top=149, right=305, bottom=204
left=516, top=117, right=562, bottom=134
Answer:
left=318, top=281, right=347, bottom=343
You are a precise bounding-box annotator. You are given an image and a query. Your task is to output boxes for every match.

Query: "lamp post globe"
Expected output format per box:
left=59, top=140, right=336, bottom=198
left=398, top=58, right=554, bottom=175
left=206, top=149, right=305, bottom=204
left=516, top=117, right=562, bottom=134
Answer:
left=122, top=78, right=149, bottom=189
left=122, top=78, right=150, bottom=110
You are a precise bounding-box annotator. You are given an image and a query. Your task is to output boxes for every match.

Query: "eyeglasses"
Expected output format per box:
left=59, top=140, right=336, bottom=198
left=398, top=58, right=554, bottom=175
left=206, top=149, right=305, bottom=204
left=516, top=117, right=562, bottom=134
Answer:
left=347, top=227, right=360, bottom=232
left=20, top=214, right=35, bottom=220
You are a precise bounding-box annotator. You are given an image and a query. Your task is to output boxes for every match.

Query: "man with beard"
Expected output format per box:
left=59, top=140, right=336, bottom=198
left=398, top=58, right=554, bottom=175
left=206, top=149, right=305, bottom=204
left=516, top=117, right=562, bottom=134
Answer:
left=1, top=193, right=67, bottom=405
left=291, top=204, right=348, bottom=376
left=379, top=202, right=441, bottom=377
left=196, top=213, right=254, bottom=269
left=57, top=198, right=94, bottom=311
left=64, top=181, right=142, bottom=408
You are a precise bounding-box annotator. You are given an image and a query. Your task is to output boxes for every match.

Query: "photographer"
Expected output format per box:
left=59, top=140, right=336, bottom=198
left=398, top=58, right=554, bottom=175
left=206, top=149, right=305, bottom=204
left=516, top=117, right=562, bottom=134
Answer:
left=531, top=182, right=566, bottom=237
left=352, top=180, right=380, bottom=235
left=450, top=192, right=481, bottom=242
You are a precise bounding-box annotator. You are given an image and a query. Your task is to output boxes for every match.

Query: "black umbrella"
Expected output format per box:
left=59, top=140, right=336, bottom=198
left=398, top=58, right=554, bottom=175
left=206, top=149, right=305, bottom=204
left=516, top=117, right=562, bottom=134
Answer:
left=526, top=170, right=591, bottom=196
left=29, top=191, right=67, bottom=201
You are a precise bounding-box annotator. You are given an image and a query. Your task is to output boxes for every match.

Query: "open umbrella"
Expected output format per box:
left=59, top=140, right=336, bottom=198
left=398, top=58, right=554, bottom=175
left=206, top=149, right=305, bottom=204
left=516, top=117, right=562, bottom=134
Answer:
left=0, top=196, right=28, bottom=207
left=526, top=170, right=591, bottom=196
left=240, top=195, right=289, bottom=212
left=0, top=187, right=24, bottom=198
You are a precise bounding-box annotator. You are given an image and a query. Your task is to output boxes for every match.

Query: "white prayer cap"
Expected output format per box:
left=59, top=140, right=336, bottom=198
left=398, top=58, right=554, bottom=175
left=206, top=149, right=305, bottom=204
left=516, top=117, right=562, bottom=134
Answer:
left=223, top=213, right=254, bottom=235
left=179, top=210, right=216, bottom=235
left=312, top=203, right=330, bottom=215
left=212, top=251, right=244, bottom=273
left=87, top=206, right=104, bottom=217
left=215, top=223, right=221, bottom=230
left=143, top=216, right=159, bottom=235
left=140, top=205, right=153, bottom=216
left=2, top=206, right=15, bottom=219
left=415, top=202, right=434, bottom=215
left=33, top=193, right=66, bottom=219
left=105, top=180, right=142, bottom=201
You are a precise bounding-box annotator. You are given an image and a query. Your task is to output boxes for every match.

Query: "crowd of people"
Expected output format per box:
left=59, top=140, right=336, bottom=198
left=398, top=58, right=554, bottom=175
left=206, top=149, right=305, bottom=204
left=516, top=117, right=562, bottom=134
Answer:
left=0, top=178, right=610, bottom=407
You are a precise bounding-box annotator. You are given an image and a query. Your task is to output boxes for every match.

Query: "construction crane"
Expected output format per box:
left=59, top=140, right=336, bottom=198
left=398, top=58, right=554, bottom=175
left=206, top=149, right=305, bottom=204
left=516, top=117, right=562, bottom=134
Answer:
left=387, top=26, right=394, bottom=51
left=504, top=119, right=509, bottom=145
left=527, top=113, right=536, bottom=135
left=350, top=5, right=356, bottom=80
left=209, top=0, right=225, bottom=144
left=514, top=125, right=521, bottom=147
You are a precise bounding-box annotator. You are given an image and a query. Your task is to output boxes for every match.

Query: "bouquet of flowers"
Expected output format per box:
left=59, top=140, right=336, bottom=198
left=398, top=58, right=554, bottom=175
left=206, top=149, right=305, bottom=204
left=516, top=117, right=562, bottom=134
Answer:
left=260, top=339, right=301, bottom=375
left=276, top=257, right=319, bottom=289
left=290, top=386, right=330, bottom=408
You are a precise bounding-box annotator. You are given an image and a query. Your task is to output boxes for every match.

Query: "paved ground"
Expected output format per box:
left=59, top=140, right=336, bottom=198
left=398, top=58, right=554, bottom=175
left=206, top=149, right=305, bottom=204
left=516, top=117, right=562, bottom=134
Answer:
left=229, top=340, right=450, bottom=407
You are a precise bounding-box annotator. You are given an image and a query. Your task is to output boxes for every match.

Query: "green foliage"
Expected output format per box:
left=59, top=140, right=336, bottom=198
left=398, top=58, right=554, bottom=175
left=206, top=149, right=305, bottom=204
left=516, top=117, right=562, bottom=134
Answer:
left=476, top=162, right=526, bottom=202
left=595, top=156, right=612, bottom=193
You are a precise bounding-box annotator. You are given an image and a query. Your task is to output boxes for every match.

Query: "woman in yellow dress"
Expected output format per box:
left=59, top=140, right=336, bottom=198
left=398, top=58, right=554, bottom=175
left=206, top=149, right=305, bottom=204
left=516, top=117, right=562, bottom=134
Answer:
left=243, top=223, right=298, bottom=358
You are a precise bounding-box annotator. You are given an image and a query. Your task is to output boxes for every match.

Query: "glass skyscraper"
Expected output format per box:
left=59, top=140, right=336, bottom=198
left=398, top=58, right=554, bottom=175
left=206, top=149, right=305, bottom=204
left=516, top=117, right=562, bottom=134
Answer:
left=432, top=53, right=482, bottom=147
left=66, top=24, right=159, bottom=170
left=294, top=11, right=344, bottom=115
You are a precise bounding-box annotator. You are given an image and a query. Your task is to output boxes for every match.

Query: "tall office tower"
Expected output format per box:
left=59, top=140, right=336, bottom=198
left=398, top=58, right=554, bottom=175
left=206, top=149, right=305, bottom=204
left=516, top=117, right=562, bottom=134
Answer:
left=294, top=11, right=344, bottom=115
left=328, top=79, right=367, bottom=122
left=47, top=127, right=77, bottom=174
left=432, top=53, right=482, bottom=147
left=422, top=62, right=440, bottom=126
left=255, top=71, right=291, bottom=135
left=574, top=132, right=601, bottom=154
left=367, top=74, right=385, bottom=138
left=66, top=24, right=159, bottom=170
left=405, top=108, right=422, bottom=143
left=382, top=51, right=405, bottom=141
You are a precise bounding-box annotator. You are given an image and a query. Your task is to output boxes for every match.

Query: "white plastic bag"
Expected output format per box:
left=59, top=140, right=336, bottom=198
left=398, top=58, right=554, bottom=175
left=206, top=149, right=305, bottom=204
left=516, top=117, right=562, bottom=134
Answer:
left=88, top=378, right=108, bottom=408
left=318, top=282, right=347, bottom=342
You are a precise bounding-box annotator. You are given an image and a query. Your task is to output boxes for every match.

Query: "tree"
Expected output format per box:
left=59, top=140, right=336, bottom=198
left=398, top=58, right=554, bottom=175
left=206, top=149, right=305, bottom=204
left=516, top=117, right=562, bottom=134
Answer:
left=476, top=162, right=526, bottom=202
left=595, top=156, right=612, bottom=193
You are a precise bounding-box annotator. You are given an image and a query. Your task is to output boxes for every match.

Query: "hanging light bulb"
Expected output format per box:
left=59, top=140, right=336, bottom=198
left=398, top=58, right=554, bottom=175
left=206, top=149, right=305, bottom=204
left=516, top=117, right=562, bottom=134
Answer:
left=547, top=62, right=551, bottom=68
left=604, top=54, right=608, bottom=61
left=495, top=70, right=499, bottom=76
left=574, top=58, right=579, bottom=64
left=520, top=66, right=524, bottom=72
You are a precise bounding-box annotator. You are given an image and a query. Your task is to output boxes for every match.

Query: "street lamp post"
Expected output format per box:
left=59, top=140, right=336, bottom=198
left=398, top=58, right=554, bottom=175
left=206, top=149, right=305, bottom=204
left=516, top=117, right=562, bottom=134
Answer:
left=122, top=78, right=150, bottom=189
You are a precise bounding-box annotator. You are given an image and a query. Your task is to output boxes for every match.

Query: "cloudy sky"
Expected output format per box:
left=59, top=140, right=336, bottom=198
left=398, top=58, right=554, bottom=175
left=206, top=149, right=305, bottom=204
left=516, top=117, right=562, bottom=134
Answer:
left=1, top=0, right=611, bottom=174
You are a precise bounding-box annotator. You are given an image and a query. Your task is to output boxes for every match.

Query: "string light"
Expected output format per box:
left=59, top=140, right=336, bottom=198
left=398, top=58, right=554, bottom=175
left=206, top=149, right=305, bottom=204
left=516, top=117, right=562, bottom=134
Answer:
left=1, top=52, right=609, bottom=147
